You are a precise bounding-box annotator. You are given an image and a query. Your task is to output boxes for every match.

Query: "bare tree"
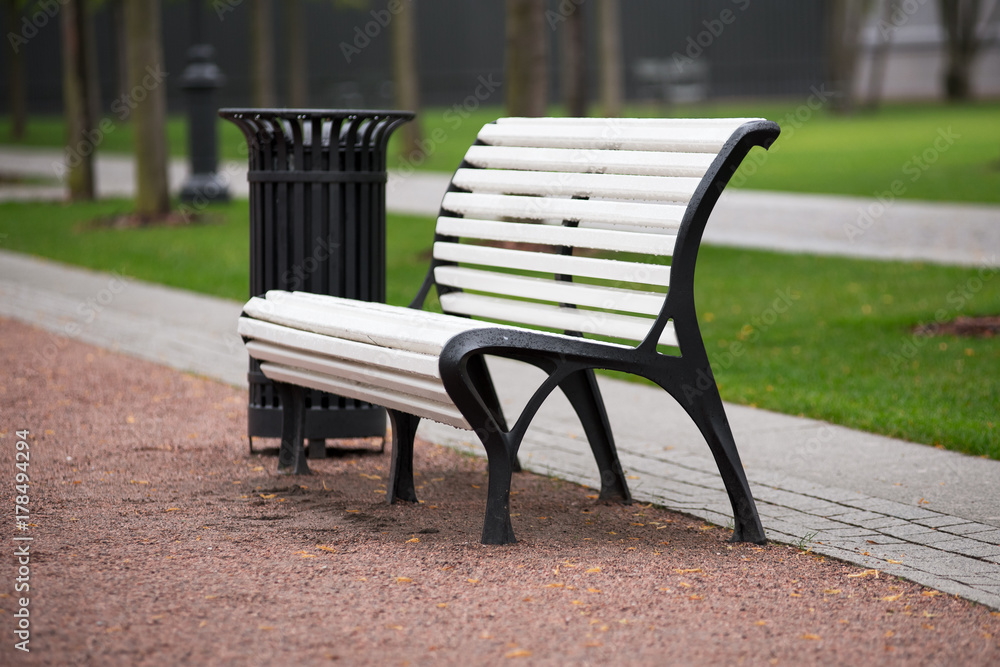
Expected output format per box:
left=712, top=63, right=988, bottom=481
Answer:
left=392, top=0, right=423, bottom=158
left=61, top=0, right=96, bottom=200
left=250, top=0, right=277, bottom=107
left=938, top=0, right=986, bottom=100
left=865, top=0, right=898, bottom=109
left=285, top=0, right=308, bottom=107
left=597, top=0, right=622, bottom=118
left=5, top=0, right=27, bottom=140
left=125, top=0, right=170, bottom=219
left=560, top=2, right=587, bottom=117
left=505, top=0, right=548, bottom=117
left=825, top=0, right=874, bottom=114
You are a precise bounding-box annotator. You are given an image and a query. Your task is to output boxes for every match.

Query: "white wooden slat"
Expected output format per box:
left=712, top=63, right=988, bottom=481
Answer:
left=435, top=217, right=676, bottom=256
left=441, top=192, right=684, bottom=229
left=238, top=318, right=442, bottom=378
left=434, top=266, right=665, bottom=316
left=243, top=295, right=479, bottom=355
left=495, top=117, right=760, bottom=127
left=433, top=242, right=671, bottom=286
left=264, top=290, right=468, bottom=331
left=477, top=123, right=743, bottom=153
left=245, top=340, right=451, bottom=403
left=260, top=363, right=470, bottom=429
left=439, top=292, right=678, bottom=346
left=452, top=169, right=700, bottom=204
left=462, top=145, right=715, bottom=178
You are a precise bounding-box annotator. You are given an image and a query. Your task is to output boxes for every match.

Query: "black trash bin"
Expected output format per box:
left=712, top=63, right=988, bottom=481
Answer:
left=220, top=108, right=414, bottom=453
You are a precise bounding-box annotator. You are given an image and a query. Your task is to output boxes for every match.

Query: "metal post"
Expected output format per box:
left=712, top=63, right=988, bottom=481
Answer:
left=180, top=0, right=229, bottom=204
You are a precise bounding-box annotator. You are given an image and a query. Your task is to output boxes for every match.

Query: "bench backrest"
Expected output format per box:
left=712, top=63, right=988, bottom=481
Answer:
left=426, top=117, right=779, bottom=350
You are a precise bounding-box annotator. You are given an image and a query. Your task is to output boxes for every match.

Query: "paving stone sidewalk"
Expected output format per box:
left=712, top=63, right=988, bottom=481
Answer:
left=2, top=248, right=998, bottom=610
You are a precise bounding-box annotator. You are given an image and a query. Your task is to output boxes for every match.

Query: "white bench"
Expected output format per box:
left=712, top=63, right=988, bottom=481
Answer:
left=239, top=116, right=780, bottom=545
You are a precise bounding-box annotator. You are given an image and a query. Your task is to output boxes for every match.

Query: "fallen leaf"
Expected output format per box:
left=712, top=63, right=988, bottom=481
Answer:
left=165, top=507, right=181, bottom=512
left=126, top=415, right=135, bottom=424
left=571, top=600, right=584, bottom=605
left=544, top=583, right=565, bottom=589
left=921, top=591, right=942, bottom=598
left=437, top=603, right=448, bottom=608
left=887, top=559, right=903, bottom=564
left=396, top=577, right=413, bottom=584
left=673, top=568, right=702, bottom=574
left=881, top=594, right=903, bottom=602
left=259, top=493, right=276, bottom=499
left=884, top=630, right=895, bottom=638
left=204, top=595, right=218, bottom=600
left=292, top=551, right=316, bottom=558
left=130, top=480, right=150, bottom=485
left=755, top=621, right=767, bottom=626
left=688, top=594, right=704, bottom=601
left=789, top=592, right=802, bottom=598
left=585, top=641, right=603, bottom=647
left=505, top=649, right=532, bottom=658
left=406, top=537, right=420, bottom=543
left=586, top=567, right=601, bottom=574
left=258, top=625, right=274, bottom=631
left=923, top=623, right=935, bottom=630
left=801, top=634, right=821, bottom=641
left=678, top=582, right=692, bottom=588
left=823, top=589, right=842, bottom=595
left=316, top=545, right=336, bottom=553
left=467, top=578, right=479, bottom=584
left=848, top=569, right=880, bottom=579
left=587, top=588, right=601, bottom=594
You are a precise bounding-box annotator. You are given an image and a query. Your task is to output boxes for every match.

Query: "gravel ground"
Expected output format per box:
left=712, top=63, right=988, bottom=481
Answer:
left=2, top=317, right=999, bottom=666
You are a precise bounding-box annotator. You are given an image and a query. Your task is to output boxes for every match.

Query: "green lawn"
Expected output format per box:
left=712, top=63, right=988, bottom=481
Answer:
left=3, top=100, right=1000, bottom=203
left=1, top=199, right=996, bottom=460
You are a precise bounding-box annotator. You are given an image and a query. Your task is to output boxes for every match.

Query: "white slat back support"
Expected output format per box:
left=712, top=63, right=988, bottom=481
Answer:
left=434, top=116, right=760, bottom=346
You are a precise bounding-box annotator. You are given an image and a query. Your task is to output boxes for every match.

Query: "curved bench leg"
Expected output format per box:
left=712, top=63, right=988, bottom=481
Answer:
left=679, top=378, right=766, bottom=544
left=466, top=355, right=522, bottom=473
left=480, top=430, right=517, bottom=545
left=275, top=382, right=310, bottom=475
left=387, top=409, right=419, bottom=504
left=559, top=369, right=631, bottom=503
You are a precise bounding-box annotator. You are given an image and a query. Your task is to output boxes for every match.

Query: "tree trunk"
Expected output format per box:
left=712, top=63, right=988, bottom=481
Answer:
left=61, top=0, right=96, bottom=201
left=112, top=0, right=129, bottom=100
left=250, top=0, right=277, bottom=107
left=392, top=0, right=423, bottom=159
left=865, top=0, right=897, bottom=109
left=826, top=0, right=871, bottom=114
left=560, top=2, right=587, bottom=117
left=125, top=0, right=170, bottom=219
left=505, top=0, right=548, bottom=117
left=597, top=0, right=623, bottom=118
left=285, top=0, right=308, bottom=107
left=938, top=0, right=982, bottom=101
left=84, top=3, right=102, bottom=125
left=6, top=0, right=27, bottom=141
